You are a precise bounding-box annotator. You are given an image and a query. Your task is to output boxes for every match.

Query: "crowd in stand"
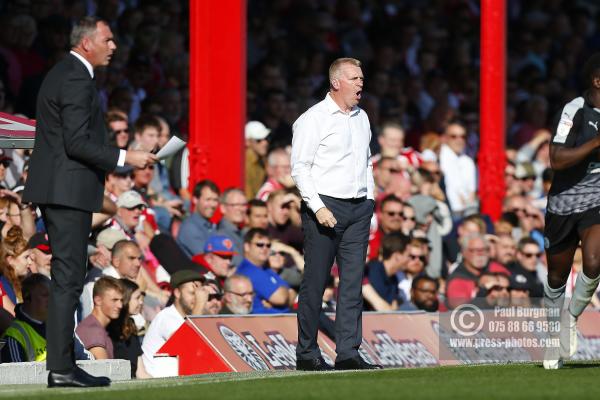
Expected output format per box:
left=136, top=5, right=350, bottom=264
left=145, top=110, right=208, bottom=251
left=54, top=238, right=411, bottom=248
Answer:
left=0, top=0, right=598, bottom=377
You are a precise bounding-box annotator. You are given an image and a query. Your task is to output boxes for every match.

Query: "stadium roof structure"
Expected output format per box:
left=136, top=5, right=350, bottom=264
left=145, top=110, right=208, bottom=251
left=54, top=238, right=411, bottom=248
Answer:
left=0, top=112, right=35, bottom=149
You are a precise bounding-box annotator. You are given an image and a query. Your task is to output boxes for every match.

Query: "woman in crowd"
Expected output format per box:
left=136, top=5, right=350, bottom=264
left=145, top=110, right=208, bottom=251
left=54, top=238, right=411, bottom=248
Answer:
left=107, top=279, right=150, bottom=378
left=0, top=226, right=32, bottom=313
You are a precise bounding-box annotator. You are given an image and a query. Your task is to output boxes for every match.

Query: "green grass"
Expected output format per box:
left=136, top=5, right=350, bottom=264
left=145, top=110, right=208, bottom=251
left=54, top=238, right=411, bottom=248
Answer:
left=2, top=363, right=600, bottom=400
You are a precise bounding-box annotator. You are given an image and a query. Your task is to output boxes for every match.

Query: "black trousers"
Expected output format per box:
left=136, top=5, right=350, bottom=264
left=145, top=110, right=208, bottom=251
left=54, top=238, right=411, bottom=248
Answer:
left=41, top=205, right=92, bottom=372
left=296, top=195, right=373, bottom=362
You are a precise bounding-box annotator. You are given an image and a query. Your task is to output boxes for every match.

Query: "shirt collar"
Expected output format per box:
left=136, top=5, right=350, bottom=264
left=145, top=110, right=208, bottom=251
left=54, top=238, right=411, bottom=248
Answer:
left=324, top=92, right=360, bottom=116
left=70, top=50, right=94, bottom=79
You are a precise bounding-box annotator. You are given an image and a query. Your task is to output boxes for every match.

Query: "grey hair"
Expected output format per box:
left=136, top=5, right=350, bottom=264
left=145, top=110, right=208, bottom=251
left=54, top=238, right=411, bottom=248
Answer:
left=460, top=232, right=488, bottom=252
left=70, top=16, right=103, bottom=48
left=328, top=57, right=361, bottom=82
left=220, top=187, right=245, bottom=204
left=267, top=147, right=289, bottom=167
left=224, top=274, right=252, bottom=292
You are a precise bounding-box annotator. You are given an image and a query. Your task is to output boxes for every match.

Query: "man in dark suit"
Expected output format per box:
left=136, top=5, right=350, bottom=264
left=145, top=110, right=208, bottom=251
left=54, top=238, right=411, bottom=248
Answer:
left=22, top=17, right=156, bottom=388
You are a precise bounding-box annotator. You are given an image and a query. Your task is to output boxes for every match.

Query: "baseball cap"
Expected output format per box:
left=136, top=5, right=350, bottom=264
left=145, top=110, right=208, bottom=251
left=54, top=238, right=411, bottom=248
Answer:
left=245, top=121, right=270, bottom=140
left=0, top=150, right=12, bottom=165
left=96, top=229, right=129, bottom=250
left=203, top=235, right=237, bottom=257
left=515, top=162, right=536, bottom=179
left=116, top=190, right=147, bottom=209
left=170, top=269, right=205, bottom=289
left=28, top=232, right=51, bottom=254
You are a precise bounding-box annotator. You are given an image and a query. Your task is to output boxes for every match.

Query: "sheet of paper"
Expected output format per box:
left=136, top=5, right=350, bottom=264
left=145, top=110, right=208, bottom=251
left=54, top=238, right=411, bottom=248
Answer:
left=156, top=136, right=186, bottom=159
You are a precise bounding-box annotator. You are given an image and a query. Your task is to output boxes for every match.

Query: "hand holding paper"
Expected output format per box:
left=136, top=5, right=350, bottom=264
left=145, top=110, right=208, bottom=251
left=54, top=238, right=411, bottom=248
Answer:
left=156, top=136, right=187, bottom=159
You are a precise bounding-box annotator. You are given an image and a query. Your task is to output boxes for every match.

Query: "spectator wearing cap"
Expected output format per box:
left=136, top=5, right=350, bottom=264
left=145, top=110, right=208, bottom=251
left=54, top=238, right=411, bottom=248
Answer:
left=141, top=269, right=205, bottom=378
left=266, top=190, right=303, bottom=253
left=245, top=121, right=270, bottom=199
left=217, top=188, right=247, bottom=265
left=222, top=274, right=254, bottom=315
left=191, top=234, right=237, bottom=286
left=28, top=232, right=51, bottom=278
left=514, top=161, right=538, bottom=199
left=111, top=190, right=148, bottom=239
left=236, top=228, right=292, bottom=314
left=76, top=276, right=124, bottom=360
left=256, top=148, right=295, bottom=201
left=177, top=180, right=220, bottom=258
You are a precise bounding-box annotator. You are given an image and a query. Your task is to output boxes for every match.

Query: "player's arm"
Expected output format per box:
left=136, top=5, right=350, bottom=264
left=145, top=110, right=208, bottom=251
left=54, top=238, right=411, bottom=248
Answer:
left=550, top=138, right=600, bottom=170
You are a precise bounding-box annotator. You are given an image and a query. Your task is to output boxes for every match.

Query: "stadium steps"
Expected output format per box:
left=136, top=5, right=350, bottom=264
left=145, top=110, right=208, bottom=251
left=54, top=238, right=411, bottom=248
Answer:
left=0, top=359, right=131, bottom=385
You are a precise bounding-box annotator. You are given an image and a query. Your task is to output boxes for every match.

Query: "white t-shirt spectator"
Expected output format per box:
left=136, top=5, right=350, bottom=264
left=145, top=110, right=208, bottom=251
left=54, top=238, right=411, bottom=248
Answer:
left=439, top=144, right=476, bottom=215
left=141, top=304, right=184, bottom=377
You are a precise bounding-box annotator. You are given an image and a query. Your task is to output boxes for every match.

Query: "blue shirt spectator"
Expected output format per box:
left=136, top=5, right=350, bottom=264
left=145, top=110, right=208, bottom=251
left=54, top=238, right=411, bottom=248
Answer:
left=177, top=180, right=220, bottom=257
left=236, top=228, right=292, bottom=314
left=237, top=258, right=289, bottom=314
left=367, top=260, right=399, bottom=305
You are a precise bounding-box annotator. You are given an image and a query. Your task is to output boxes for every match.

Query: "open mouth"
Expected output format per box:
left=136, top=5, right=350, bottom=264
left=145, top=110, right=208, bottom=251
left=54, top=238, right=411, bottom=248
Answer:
left=356, top=90, right=362, bottom=99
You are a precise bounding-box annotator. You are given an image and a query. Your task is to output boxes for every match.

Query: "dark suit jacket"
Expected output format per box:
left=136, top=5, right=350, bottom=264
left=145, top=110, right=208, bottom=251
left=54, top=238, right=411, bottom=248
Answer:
left=23, top=54, right=119, bottom=212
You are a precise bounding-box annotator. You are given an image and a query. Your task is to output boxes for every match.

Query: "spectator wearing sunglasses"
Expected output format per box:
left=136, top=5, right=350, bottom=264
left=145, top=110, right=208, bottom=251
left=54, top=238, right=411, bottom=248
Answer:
left=368, top=194, right=404, bottom=261
left=472, top=272, right=511, bottom=309
left=397, top=238, right=428, bottom=303
left=506, top=237, right=544, bottom=301
left=236, top=228, right=293, bottom=314
left=109, top=190, right=148, bottom=239
left=201, top=279, right=223, bottom=315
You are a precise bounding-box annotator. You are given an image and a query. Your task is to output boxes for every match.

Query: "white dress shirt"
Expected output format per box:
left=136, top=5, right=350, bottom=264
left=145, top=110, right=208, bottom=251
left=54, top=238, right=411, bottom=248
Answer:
left=439, top=144, right=476, bottom=214
left=70, top=50, right=126, bottom=167
left=291, top=93, right=374, bottom=213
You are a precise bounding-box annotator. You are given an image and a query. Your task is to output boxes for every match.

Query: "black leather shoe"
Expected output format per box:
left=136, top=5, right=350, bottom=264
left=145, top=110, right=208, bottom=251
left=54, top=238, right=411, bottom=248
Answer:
left=48, top=367, right=111, bottom=388
left=335, top=356, right=383, bottom=370
left=296, top=357, right=334, bottom=371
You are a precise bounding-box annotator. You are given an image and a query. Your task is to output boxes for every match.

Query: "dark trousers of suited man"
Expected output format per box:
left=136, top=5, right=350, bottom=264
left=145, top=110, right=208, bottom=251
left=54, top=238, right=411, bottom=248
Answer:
left=41, top=206, right=93, bottom=370
left=296, top=195, right=373, bottom=361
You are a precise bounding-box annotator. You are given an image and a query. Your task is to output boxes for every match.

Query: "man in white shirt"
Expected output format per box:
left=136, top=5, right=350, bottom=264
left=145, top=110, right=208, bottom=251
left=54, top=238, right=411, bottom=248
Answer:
left=291, top=57, right=381, bottom=371
left=439, top=121, right=477, bottom=217
left=141, top=270, right=205, bottom=377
